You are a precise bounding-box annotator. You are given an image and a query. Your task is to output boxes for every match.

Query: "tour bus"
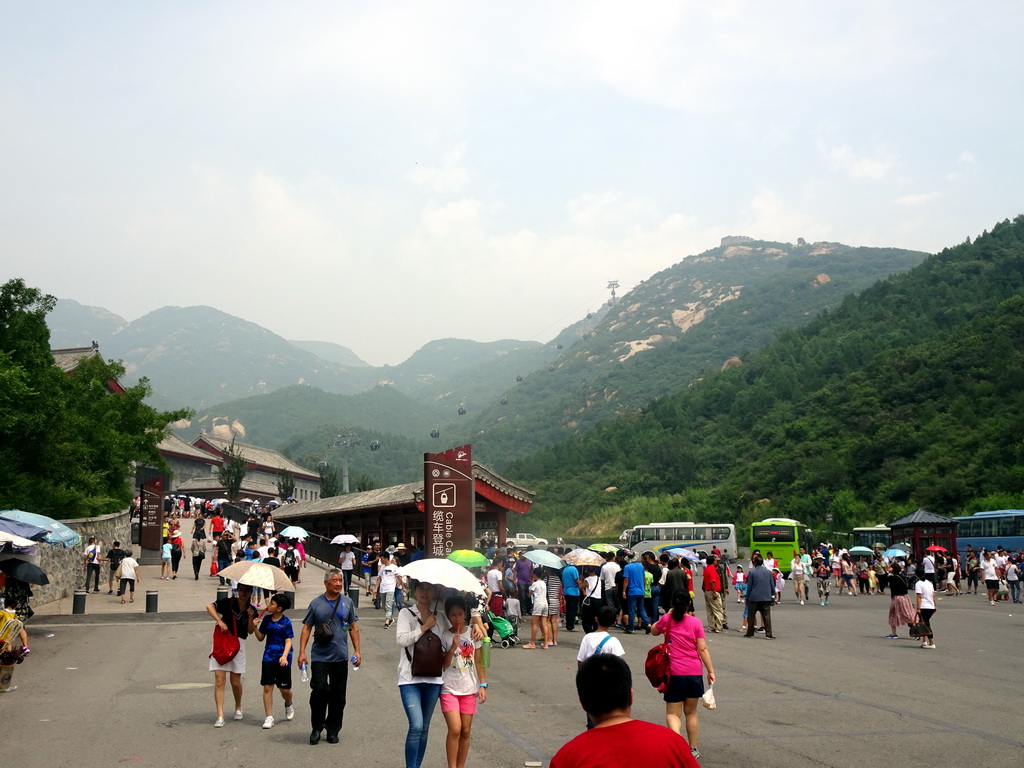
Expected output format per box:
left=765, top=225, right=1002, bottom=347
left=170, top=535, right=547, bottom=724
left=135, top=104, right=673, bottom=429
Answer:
left=625, top=522, right=737, bottom=562
left=749, top=518, right=815, bottom=574
left=952, top=510, right=1024, bottom=558
left=851, top=525, right=891, bottom=550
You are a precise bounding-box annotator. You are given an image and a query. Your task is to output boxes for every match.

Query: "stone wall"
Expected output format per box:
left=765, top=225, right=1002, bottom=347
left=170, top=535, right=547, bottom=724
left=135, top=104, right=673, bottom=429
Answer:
left=30, top=510, right=133, bottom=607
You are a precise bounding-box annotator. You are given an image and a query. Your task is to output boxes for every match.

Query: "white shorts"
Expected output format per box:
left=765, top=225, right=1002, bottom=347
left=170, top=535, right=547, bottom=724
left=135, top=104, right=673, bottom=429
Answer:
left=532, top=601, right=549, bottom=617
left=208, top=637, right=246, bottom=674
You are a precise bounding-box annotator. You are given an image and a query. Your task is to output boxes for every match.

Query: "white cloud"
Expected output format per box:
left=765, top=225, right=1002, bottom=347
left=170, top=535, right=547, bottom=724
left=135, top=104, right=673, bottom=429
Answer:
left=894, top=192, right=941, bottom=206
left=407, top=143, right=472, bottom=194
left=958, top=150, right=976, bottom=164
left=824, top=143, right=899, bottom=181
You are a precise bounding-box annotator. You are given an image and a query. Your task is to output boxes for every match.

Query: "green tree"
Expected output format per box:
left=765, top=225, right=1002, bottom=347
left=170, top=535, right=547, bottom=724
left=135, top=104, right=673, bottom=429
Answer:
left=217, top=438, right=248, bottom=501
left=276, top=468, right=296, bottom=500
left=319, top=464, right=340, bottom=498
left=352, top=472, right=378, bottom=493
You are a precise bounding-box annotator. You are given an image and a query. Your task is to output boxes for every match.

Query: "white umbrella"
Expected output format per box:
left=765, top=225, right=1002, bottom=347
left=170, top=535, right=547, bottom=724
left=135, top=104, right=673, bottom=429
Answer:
left=398, top=559, right=485, bottom=597
left=667, top=547, right=701, bottom=563
left=279, top=526, right=309, bottom=540
left=330, top=534, right=360, bottom=545
left=0, top=530, right=37, bottom=548
left=562, top=548, right=605, bottom=567
left=216, top=561, right=294, bottom=592
left=524, top=549, right=565, bottom=569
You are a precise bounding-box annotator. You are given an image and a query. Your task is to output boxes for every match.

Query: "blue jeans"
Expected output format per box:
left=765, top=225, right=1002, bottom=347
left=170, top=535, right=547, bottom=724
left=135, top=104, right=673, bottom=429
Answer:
left=217, top=557, right=231, bottom=585
left=626, top=593, right=649, bottom=629
left=1010, top=580, right=1021, bottom=603
left=399, top=682, right=442, bottom=768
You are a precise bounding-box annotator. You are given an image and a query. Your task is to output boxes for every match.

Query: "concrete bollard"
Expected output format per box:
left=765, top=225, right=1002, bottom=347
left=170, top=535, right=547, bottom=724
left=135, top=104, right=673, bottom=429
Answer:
left=347, top=587, right=360, bottom=609
left=216, top=587, right=229, bottom=602
left=146, top=590, right=159, bottom=613
left=72, top=589, right=87, bottom=615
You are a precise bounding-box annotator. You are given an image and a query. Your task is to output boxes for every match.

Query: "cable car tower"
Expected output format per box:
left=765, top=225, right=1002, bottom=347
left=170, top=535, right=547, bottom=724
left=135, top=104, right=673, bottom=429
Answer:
left=607, top=280, right=619, bottom=307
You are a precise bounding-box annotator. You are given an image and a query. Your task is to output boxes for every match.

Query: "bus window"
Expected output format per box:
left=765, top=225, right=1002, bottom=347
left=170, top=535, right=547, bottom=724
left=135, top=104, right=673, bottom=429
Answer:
left=690, top=527, right=706, bottom=540
left=712, top=526, right=730, bottom=540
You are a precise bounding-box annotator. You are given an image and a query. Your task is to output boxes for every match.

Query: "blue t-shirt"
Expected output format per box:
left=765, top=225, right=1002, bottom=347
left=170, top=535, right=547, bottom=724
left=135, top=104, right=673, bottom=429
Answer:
left=259, top=614, right=294, bottom=664
left=302, top=594, right=358, bottom=663
left=623, top=561, right=646, bottom=596
left=561, top=565, right=581, bottom=596
left=161, top=543, right=172, bottom=560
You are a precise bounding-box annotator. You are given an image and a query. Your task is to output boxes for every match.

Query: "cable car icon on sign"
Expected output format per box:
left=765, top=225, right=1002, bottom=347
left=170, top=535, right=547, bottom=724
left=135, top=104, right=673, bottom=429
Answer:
left=434, top=483, right=456, bottom=508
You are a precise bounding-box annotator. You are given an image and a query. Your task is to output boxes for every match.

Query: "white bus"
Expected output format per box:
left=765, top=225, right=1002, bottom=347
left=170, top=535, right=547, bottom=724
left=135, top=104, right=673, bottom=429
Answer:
left=625, top=522, right=737, bottom=561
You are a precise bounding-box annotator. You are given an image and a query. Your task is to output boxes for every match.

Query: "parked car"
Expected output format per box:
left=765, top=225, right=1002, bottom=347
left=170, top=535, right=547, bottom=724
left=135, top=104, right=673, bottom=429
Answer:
left=505, top=532, right=548, bottom=549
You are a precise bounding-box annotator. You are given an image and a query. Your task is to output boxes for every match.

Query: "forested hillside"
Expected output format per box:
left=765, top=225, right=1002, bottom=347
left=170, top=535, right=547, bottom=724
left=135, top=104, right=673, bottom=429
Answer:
left=510, top=216, right=1024, bottom=539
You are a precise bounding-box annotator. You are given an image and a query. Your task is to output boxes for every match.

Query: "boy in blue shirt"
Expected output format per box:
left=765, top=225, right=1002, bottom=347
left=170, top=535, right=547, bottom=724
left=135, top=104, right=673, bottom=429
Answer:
left=254, top=593, right=295, bottom=729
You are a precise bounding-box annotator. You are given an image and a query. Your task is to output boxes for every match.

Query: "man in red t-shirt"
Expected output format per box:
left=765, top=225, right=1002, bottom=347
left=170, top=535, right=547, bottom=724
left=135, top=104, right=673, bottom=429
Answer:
left=209, top=512, right=225, bottom=540
left=701, top=556, right=724, bottom=632
left=550, top=655, right=698, bottom=768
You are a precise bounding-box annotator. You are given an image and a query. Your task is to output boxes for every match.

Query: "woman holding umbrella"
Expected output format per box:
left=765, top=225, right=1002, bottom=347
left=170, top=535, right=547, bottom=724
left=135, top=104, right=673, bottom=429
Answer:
left=206, top=582, right=258, bottom=726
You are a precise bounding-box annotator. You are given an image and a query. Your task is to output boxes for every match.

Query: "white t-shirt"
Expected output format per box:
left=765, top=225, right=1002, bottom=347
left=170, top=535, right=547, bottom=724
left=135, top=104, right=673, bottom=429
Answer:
left=981, top=559, right=998, bottom=580
left=790, top=558, right=805, bottom=576
left=576, top=630, right=625, bottom=662
left=378, top=563, right=400, bottom=593
left=504, top=597, right=521, bottom=619
left=85, top=544, right=101, bottom=565
left=440, top=628, right=482, bottom=695
left=600, top=561, right=620, bottom=592
left=529, top=579, right=546, bottom=606
left=1005, top=563, right=1019, bottom=582
left=583, top=574, right=603, bottom=600
left=915, top=579, right=935, bottom=609
left=119, top=557, right=139, bottom=580
left=923, top=555, right=935, bottom=574
left=486, top=568, right=503, bottom=594
left=339, top=551, right=356, bottom=571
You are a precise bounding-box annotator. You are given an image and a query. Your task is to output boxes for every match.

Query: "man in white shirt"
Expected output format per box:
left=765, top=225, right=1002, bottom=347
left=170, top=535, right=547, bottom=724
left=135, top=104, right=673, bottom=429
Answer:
left=374, top=555, right=402, bottom=626
left=922, top=553, right=936, bottom=587
left=600, top=552, right=621, bottom=616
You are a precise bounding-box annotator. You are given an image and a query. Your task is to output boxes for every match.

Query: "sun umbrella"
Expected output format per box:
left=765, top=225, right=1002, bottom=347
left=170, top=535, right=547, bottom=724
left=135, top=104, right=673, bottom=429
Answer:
left=279, top=526, right=309, bottom=540
left=240, top=498, right=255, bottom=504
left=330, top=534, right=360, bottom=545
left=883, top=549, right=908, bottom=558
left=0, top=510, right=81, bottom=548
left=588, top=543, right=619, bottom=554
left=666, top=547, right=701, bottom=563
left=447, top=550, right=489, bottom=568
left=524, top=549, right=565, bottom=569
left=562, top=548, right=605, bottom=567
left=267, top=500, right=281, bottom=507
left=925, top=545, right=947, bottom=552
left=0, top=518, right=49, bottom=542
left=398, top=559, right=485, bottom=597
left=216, top=561, right=294, bottom=592
left=0, top=530, right=37, bottom=549
left=849, top=546, right=874, bottom=555
left=0, top=558, right=49, bottom=586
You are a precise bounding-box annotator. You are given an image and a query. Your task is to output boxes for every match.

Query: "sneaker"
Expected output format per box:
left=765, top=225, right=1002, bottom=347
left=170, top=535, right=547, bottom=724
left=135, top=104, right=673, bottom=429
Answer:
left=107, top=590, right=113, bottom=595
left=922, top=643, right=936, bottom=649
left=263, top=716, right=274, bottom=729
left=285, top=705, right=295, bottom=721
left=800, top=600, right=804, bottom=605
left=214, top=717, right=225, bottom=728
left=884, top=634, right=898, bottom=639
left=233, top=710, right=243, bottom=721
left=755, top=627, right=765, bottom=633
left=990, top=600, right=996, bottom=605
left=623, top=628, right=634, bottom=634
left=691, top=747, right=700, bottom=759
left=820, top=601, right=825, bottom=606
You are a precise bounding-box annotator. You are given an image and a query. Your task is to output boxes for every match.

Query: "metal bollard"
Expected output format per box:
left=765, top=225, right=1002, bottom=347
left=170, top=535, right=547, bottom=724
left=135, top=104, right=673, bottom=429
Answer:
left=347, top=587, right=360, bottom=609
left=146, top=590, right=159, bottom=613
left=216, top=587, right=229, bottom=602
left=281, top=590, right=295, bottom=609
left=72, top=589, right=87, bottom=615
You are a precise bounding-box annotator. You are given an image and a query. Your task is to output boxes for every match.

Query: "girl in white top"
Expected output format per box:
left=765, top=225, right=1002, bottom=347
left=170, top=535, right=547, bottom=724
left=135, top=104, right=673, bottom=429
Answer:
left=914, top=576, right=936, bottom=649
left=439, top=596, right=485, bottom=768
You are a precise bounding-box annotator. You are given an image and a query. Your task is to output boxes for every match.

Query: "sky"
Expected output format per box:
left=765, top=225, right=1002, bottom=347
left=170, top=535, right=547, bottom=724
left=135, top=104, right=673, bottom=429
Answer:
left=3, top=2, right=1023, bottom=366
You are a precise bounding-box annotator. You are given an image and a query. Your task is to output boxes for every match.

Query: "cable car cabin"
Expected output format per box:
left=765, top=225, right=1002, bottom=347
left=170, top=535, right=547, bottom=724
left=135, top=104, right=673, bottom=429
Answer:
left=430, top=429, right=440, bottom=438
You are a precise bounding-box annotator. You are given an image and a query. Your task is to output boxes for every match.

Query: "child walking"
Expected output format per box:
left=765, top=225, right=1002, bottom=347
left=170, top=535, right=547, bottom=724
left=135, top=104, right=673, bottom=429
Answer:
left=253, top=594, right=295, bottom=729
left=440, top=597, right=486, bottom=768
left=733, top=566, right=747, bottom=602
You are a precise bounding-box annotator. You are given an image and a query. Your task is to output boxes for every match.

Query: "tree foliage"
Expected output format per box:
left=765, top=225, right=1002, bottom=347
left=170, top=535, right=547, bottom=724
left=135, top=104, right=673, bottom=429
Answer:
left=276, top=468, right=296, bottom=500
left=509, top=216, right=1024, bottom=538
left=217, top=438, right=248, bottom=501
left=319, top=464, right=340, bottom=498
left=0, top=279, right=192, bottom=518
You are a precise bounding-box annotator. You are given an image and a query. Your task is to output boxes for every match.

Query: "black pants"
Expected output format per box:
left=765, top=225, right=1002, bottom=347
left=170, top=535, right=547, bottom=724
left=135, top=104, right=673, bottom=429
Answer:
left=310, top=660, right=349, bottom=736
left=918, top=608, right=935, bottom=640
left=85, top=563, right=101, bottom=591
left=745, top=601, right=773, bottom=637
left=192, top=555, right=204, bottom=578
left=564, top=595, right=580, bottom=630
left=580, top=597, right=600, bottom=633
left=171, top=548, right=183, bottom=575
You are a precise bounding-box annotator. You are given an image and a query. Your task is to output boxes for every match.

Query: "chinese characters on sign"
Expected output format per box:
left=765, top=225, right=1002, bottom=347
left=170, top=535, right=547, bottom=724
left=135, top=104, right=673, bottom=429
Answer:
left=424, top=445, right=474, bottom=558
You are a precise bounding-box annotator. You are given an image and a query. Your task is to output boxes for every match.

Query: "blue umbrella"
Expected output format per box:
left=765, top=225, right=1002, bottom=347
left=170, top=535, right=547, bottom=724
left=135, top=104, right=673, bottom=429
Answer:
left=883, top=548, right=908, bottom=558
left=279, top=525, right=309, bottom=540
left=0, top=510, right=82, bottom=548
left=0, top=517, right=49, bottom=542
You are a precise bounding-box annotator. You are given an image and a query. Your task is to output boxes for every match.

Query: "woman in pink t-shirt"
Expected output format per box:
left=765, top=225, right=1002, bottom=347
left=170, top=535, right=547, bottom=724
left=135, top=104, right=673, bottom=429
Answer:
left=651, top=591, right=716, bottom=760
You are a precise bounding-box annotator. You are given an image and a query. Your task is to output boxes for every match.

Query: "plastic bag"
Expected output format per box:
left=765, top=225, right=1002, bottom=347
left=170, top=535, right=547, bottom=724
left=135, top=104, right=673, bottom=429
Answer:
left=701, top=682, right=716, bottom=710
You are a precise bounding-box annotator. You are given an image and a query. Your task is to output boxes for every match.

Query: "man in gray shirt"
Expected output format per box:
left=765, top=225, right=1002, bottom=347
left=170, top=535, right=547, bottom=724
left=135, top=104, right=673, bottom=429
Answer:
left=744, top=555, right=776, bottom=639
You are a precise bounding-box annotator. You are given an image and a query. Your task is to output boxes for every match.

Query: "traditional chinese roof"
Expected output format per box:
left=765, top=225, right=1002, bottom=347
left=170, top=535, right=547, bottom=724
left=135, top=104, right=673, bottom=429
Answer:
left=175, top=475, right=280, bottom=497
left=193, top=433, right=318, bottom=480
left=51, top=342, right=126, bottom=394
left=888, top=508, right=956, bottom=527
left=275, top=461, right=534, bottom=520
left=157, top=433, right=220, bottom=464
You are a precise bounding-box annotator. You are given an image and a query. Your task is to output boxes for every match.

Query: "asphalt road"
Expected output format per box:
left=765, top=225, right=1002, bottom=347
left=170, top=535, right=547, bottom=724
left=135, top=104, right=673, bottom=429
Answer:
left=6, top=578, right=1023, bottom=768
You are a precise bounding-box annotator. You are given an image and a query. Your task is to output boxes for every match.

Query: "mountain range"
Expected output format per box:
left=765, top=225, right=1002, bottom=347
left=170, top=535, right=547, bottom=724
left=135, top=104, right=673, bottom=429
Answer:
left=46, top=235, right=929, bottom=480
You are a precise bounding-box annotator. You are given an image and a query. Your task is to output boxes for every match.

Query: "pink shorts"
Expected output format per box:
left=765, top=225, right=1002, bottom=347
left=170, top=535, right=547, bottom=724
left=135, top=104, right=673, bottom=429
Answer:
left=440, top=693, right=478, bottom=715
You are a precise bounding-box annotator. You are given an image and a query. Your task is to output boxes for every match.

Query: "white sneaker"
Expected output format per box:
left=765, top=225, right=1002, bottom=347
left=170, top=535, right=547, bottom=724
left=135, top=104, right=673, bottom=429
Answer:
left=990, top=600, right=996, bottom=605
left=233, top=710, right=243, bottom=721
left=263, top=716, right=274, bottom=729
left=285, top=705, right=295, bottom=721
left=214, top=717, right=225, bottom=727
left=800, top=600, right=804, bottom=605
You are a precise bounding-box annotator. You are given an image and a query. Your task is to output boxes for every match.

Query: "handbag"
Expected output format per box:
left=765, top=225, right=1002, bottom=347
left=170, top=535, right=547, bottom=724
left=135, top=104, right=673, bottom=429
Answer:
left=908, top=621, right=930, bottom=638
left=645, top=632, right=672, bottom=693
left=210, top=559, right=218, bottom=576
left=313, top=596, right=344, bottom=644
left=405, top=610, right=444, bottom=677
left=210, top=605, right=240, bottom=665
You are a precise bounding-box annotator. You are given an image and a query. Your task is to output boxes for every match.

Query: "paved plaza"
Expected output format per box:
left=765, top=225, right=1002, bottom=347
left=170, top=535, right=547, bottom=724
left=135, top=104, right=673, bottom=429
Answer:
left=5, top=554, right=1022, bottom=768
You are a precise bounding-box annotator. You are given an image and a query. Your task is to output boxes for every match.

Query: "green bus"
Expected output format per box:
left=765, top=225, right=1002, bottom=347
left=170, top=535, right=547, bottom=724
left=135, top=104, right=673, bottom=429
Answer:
left=750, top=518, right=815, bottom=574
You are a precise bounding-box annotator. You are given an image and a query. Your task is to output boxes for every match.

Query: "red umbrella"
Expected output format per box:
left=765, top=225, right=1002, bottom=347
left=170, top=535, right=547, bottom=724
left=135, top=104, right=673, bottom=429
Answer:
left=925, top=545, right=947, bottom=552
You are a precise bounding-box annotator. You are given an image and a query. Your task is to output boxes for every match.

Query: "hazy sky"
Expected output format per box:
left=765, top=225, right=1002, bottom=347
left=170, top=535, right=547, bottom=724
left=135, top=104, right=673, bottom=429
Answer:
left=3, top=3, right=1022, bottom=366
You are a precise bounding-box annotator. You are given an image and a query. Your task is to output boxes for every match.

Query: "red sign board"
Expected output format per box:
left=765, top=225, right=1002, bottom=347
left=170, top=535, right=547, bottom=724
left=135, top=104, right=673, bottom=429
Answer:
left=424, top=445, right=474, bottom=558
left=139, top=477, right=165, bottom=551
